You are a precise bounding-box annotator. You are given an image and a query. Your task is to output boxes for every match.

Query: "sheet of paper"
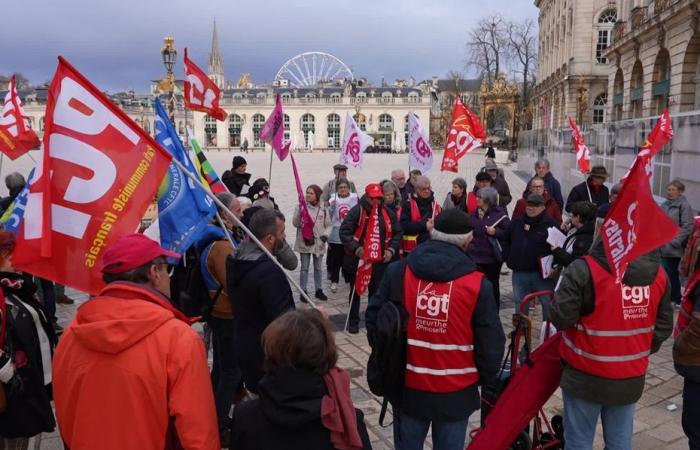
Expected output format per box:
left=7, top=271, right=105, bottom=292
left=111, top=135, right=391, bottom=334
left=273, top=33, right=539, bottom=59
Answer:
left=546, top=226, right=567, bottom=248
left=540, top=255, right=555, bottom=279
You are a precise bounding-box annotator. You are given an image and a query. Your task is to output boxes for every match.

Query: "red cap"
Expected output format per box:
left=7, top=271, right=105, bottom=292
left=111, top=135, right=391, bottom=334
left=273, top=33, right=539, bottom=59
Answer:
left=101, top=233, right=180, bottom=274
left=365, top=183, right=383, bottom=199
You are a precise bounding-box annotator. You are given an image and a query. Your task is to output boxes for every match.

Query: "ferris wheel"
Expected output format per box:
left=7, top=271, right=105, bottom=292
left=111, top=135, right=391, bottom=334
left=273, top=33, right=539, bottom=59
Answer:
left=274, top=52, right=354, bottom=88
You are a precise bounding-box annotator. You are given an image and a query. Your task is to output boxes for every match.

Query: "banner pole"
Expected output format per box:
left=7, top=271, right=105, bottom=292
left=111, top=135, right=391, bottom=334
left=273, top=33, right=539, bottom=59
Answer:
left=170, top=157, right=316, bottom=307
left=268, top=144, right=274, bottom=189
left=344, top=285, right=356, bottom=332
left=584, top=173, right=593, bottom=203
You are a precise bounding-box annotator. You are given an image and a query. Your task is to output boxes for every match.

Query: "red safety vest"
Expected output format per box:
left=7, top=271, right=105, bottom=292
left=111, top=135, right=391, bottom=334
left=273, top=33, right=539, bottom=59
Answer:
left=561, top=256, right=666, bottom=379
left=401, top=198, right=442, bottom=253
left=403, top=267, right=482, bottom=393
left=353, top=206, right=393, bottom=249
left=674, top=271, right=700, bottom=338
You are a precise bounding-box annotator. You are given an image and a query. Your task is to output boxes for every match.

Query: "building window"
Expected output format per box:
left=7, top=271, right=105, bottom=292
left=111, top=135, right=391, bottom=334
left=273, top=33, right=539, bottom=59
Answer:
left=229, top=114, right=242, bottom=147
left=232, top=93, right=243, bottom=104
left=407, top=92, right=419, bottom=103
left=377, top=114, right=393, bottom=148
left=284, top=114, right=290, bottom=144
left=327, top=113, right=340, bottom=148
left=205, top=115, right=217, bottom=146
left=404, top=114, right=410, bottom=148
left=330, top=93, right=341, bottom=103
left=381, top=91, right=394, bottom=103
left=178, top=121, right=185, bottom=135
left=596, top=8, right=617, bottom=64
left=281, top=93, right=292, bottom=103
left=652, top=49, right=671, bottom=115
left=613, top=68, right=624, bottom=120
left=301, top=113, right=315, bottom=147
left=252, top=114, right=265, bottom=147
left=592, top=93, right=607, bottom=124
left=630, top=61, right=644, bottom=118
left=355, top=92, right=367, bottom=103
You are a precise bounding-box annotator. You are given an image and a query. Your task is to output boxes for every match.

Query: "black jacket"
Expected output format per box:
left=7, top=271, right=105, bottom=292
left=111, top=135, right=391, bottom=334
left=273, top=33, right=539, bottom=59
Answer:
left=504, top=212, right=558, bottom=272
left=231, top=367, right=372, bottom=450
left=565, top=178, right=609, bottom=212
left=366, top=240, right=505, bottom=422
left=491, top=175, right=512, bottom=207
left=222, top=171, right=252, bottom=196
left=551, top=220, right=595, bottom=267
left=550, top=242, right=673, bottom=405
left=228, top=242, right=294, bottom=394
left=400, top=193, right=438, bottom=245
left=339, top=195, right=402, bottom=256
left=0, top=273, right=56, bottom=438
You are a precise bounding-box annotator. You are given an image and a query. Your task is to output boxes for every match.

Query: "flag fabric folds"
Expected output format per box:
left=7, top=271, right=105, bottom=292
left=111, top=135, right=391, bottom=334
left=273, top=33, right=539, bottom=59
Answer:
left=289, top=153, right=315, bottom=242
left=0, top=76, right=40, bottom=160
left=183, top=48, right=227, bottom=121
left=568, top=117, right=591, bottom=174
left=155, top=100, right=216, bottom=256
left=408, top=112, right=433, bottom=173
left=340, top=112, right=373, bottom=168
left=441, top=96, right=486, bottom=172
left=354, top=203, right=383, bottom=296
left=188, top=128, right=227, bottom=194
left=620, top=109, right=674, bottom=183
left=259, top=94, right=290, bottom=161
left=13, top=57, right=172, bottom=294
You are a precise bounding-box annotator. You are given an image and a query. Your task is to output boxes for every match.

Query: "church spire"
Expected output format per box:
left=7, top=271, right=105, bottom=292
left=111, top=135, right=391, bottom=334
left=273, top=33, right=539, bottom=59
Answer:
left=208, top=19, right=225, bottom=89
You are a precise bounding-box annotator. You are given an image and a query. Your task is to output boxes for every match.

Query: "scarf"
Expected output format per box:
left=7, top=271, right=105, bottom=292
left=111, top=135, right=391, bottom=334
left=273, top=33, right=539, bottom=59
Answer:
left=321, top=367, right=362, bottom=450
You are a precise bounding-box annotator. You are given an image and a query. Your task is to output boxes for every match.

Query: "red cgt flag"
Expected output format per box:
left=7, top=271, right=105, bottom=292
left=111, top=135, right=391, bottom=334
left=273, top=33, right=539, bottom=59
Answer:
left=354, top=203, right=384, bottom=296
left=602, top=156, right=679, bottom=281
left=620, top=109, right=674, bottom=183
left=568, top=117, right=590, bottom=174
left=0, top=76, right=40, bottom=160
left=441, top=96, right=486, bottom=172
left=13, top=57, right=172, bottom=295
left=183, top=48, right=227, bottom=121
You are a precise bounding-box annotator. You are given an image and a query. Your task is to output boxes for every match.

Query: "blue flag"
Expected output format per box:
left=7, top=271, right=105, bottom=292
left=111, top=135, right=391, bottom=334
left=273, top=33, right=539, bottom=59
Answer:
left=154, top=100, right=216, bottom=255
left=0, top=168, right=35, bottom=234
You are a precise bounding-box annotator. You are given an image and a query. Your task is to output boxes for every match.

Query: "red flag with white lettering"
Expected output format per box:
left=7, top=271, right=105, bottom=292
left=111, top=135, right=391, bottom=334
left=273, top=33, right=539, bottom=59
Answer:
left=354, top=203, right=383, bottom=296
left=620, top=109, right=674, bottom=183
left=0, top=76, right=40, bottom=160
left=602, top=156, right=679, bottom=281
left=13, top=57, right=172, bottom=295
left=183, top=48, right=227, bottom=121
left=568, top=117, right=590, bottom=174
left=441, top=96, right=486, bottom=172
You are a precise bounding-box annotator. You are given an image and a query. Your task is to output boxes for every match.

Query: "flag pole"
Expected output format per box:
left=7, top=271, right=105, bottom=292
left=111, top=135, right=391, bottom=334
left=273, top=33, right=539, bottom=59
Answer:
left=584, top=173, right=593, bottom=203
left=268, top=144, right=274, bottom=190
left=170, top=157, right=316, bottom=307
left=344, top=285, right=357, bottom=332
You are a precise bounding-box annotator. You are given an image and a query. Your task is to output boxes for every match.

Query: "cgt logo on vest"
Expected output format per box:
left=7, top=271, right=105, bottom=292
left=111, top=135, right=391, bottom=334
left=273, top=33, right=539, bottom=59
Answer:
left=621, top=284, right=650, bottom=320
left=415, top=280, right=453, bottom=334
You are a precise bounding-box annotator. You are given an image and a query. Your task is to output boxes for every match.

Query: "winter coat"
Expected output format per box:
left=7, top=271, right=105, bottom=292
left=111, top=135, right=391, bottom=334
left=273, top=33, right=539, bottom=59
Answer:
left=399, top=183, right=414, bottom=202
left=468, top=206, right=511, bottom=265
left=551, top=220, right=595, bottom=268
left=53, top=282, right=218, bottom=450
left=660, top=195, right=694, bottom=258
left=486, top=146, right=496, bottom=159
left=550, top=243, right=673, bottom=405
left=197, top=224, right=240, bottom=320
left=231, top=367, right=372, bottom=450
left=321, top=178, right=357, bottom=206
left=366, top=239, right=505, bottom=422
left=674, top=283, right=700, bottom=379
left=512, top=191, right=563, bottom=225
left=503, top=211, right=558, bottom=272
left=221, top=171, right=252, bottom=197
left=228, top=241, right=295, bottom=394
left=339, top=195, right=402, bottom=257
left=491, top=175, right=512, bottom=207
left=293, top=202, right=332, bottom=256
left=565, top=177, right=609, bottom=212
left=0, top=273, right=55, bottom=439
left=442, top=192, right=472, bottom=214
left=526, top=173, right=564, bottom=211
left=328, top=193, right=359, bottom=244
left=400, top=193, right=439, bottom=245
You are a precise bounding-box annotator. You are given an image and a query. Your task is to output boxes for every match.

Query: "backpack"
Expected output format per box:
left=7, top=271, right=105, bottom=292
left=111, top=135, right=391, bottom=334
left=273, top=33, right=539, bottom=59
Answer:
left=366, top=260, right=409, bottom=426
left=169, top=240, right=223, bottom=319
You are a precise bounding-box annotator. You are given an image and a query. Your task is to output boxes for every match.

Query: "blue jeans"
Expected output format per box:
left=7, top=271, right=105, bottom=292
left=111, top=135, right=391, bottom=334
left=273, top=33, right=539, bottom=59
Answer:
left=299, top=253, right=324, bottom=293
left=563, top=391, right=635, bottom=450
left=393, top=410, right=469, bottom=450
left=208, top=317, right=241, bottom=434
left=511, top=271, right=556, bottom=319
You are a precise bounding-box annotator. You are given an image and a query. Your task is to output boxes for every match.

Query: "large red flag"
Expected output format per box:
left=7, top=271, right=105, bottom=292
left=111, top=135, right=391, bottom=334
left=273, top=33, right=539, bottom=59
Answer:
left=0, top=76, right=40, bottom=160
left=602, top=156, right=679, bottom=281
left=441, top=96, right=486, bottom=172
left=183, top=48, right=227, bottom=121
left=13, top=57, right=172, bottom=295
left=568, top=117, right=590, bottom=174
left=354, top=203, right=384, bottom=296
left=621, top=109, right=674, bottom=183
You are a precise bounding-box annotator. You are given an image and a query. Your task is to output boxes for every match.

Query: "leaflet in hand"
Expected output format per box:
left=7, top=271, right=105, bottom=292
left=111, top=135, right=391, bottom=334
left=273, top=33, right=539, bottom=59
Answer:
left=546, top=226, right=567, bottom=248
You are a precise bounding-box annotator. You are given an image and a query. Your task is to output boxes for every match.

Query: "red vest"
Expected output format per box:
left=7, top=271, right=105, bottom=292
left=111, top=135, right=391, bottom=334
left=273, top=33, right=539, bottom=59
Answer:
left=353, top=206, right=392, bottom=249
left=403, top=267, right=482, bottom=393
left=401, top=198, right=442, bottom=252
left=561, top=256, right=666, bottom=379
left=674, top=271, right=700, bottom=338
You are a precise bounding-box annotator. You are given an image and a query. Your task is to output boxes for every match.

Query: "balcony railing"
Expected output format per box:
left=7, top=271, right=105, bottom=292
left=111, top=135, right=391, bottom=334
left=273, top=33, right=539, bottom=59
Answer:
left=613, top=92, right=624, bottom=106
left=652, top=79, right=670, bottom=97
left=630, top=87, right=643, bottom=101
left=219, top=95, right=429, bottom=106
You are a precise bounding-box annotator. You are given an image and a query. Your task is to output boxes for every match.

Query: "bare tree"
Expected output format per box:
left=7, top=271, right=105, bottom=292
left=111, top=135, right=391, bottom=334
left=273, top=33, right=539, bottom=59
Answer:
left=467, top=16, right=508, bottom=85
left=507, top=18, right=538, bottom=106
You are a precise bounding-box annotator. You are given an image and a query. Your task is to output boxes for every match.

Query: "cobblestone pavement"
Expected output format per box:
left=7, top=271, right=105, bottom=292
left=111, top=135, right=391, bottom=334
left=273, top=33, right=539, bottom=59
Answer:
left=28, top=150, right=686, bottom=449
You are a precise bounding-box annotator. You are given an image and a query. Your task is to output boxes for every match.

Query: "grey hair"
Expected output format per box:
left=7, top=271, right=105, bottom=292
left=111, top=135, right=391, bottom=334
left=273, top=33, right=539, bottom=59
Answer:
left=381, top=180, right=400, bottom=196
left=430, top=228, right=473, bottom=247
left=5, top=172, right=25, bottom=190
left=391, top=169, right=405, bottom=179
left=535, top=158, right=550, bottom=169
left=476, top=187, right=498, bottom=206
left=216, top=192, right=237, bottom=214
left=237, top=196, right=252, bottom=207
left=414, top=176, right=431, bottom=189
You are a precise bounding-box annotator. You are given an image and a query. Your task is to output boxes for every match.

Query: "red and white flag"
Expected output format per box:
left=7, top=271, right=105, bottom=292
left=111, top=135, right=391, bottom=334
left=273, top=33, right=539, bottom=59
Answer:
left=621, top=109, right=674, bottom=183
left=13, top=57, right=172, bottom=294
left=568, top=117, right=590, bottom=174
left=408, top=112, right=433, bottom=173
left=340, top=112, right=373, bottom=168
left=354, top=203, right=383, bottom=296
left=259, top=94, right=290, bottom=161
left=0, top=76, right=40, bottom=160
left=602, top=156, right=679, bottom=281
left=183, top=48, right=227, bottom=121
left=441, top=96, right=486, bottom=172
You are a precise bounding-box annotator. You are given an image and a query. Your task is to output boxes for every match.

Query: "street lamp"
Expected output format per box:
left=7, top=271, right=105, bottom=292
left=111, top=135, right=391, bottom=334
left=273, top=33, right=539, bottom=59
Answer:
left=160, top=35, right=177, bottom=123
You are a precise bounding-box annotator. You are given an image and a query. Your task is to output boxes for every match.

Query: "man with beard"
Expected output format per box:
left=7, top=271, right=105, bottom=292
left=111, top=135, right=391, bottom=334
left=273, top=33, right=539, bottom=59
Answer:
left=229, top=209, right=294, bottom=394
left=400, top=176, right=442, bottom=254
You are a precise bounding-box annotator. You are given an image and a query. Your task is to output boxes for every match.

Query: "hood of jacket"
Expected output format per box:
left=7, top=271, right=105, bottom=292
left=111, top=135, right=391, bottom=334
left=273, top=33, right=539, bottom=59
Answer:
left=407, top=239, right=476, bottom=282
left=589, top=240, right=662, bottom=286
left=258, top=367, right=326, bottom=429
left=229, top=240, right=271, bottom=287
left=69, top=282, right=190, bottom=355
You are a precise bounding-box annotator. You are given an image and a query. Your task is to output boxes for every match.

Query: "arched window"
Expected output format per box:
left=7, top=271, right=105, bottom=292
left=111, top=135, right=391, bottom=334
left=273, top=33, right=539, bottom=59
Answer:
left=596, top=8, right=617, bottom=64
left=252, top=114, right=265, bottom=147
left=327, top=113, right=341, bottom=148
left=353, top=113, right=366, bottom=131
left=301, top=113, right=315, bottom=147
left=630, top=61, right=644, bottom=118
left=330, top=93, right=341, bottom=103
left=381, top=91, right=394, bottom=103
left=377, top=114, right=393, bottom=148
left=652, top=49, right=671, bottom=115
left=229, top=114, right=242, bottom=147
left=378, top=113, right=393, bottom=130
left=592, top=93, right=607, bottom=124
left=205, top=115, right=218, bottom=146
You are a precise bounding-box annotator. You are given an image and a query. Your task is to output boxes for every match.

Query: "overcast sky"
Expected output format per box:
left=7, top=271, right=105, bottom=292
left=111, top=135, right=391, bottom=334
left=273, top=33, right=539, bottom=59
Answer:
left=4, top=0, right=538, bottom=92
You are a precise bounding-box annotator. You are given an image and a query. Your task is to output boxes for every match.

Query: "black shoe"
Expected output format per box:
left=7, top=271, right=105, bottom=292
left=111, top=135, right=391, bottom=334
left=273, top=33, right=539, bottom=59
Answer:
left=315, top=290, right=328, bottom=301
left=299, top=294, right=309, bottom=303
left=348, top=323, right=359, bottom=334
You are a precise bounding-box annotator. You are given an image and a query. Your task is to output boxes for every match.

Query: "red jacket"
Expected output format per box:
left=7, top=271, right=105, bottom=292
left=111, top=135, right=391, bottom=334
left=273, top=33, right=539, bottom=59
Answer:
left=512, top=191, right=562, bottom=225
left=53, top=282, right=219, bottom=450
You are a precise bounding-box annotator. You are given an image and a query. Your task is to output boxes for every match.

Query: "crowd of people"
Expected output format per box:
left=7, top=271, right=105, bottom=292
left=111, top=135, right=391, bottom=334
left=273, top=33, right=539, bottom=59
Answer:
left=0, top=153, right=697, bottom=450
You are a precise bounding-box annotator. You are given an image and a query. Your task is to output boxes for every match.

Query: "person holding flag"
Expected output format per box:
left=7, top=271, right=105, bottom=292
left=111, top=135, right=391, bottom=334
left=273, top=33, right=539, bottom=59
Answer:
left=565, top=165, right=610, bottom=212
left=340, top=184, right=402, bottom=334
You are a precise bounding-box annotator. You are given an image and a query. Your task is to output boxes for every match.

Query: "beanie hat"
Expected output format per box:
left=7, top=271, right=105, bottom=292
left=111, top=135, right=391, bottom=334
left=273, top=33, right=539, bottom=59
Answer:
left=232, top=156, right=247, bottom=170
left=434, top=208, right=473, bottom=234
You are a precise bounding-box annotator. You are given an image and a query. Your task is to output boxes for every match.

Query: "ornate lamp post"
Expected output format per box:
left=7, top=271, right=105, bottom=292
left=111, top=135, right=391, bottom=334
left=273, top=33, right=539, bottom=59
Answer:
left=160, top=36, right=177, bottom=123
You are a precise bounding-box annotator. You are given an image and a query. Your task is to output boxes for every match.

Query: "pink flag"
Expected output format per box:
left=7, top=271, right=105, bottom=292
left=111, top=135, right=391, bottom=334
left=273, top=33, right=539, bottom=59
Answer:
left=290, top=153, right=314, bottom=242
left=259, top=94, right=290, bottom=161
